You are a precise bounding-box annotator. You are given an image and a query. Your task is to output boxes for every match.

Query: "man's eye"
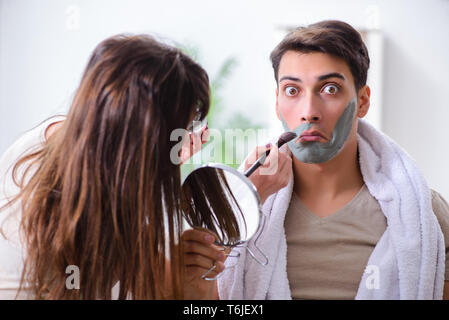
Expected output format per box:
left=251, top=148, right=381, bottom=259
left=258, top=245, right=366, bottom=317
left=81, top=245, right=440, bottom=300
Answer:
left=322, top=84, right=339, bottom=95
left=285, top=86, right=298, bottom=96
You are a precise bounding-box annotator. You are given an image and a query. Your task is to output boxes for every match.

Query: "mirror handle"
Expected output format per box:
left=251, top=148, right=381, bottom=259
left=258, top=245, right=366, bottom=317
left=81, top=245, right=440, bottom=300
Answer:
left=246, top=214, right=269, bottom=266
left=201, top=263, right=222, bottom=281
left=245, top=246, right=269, bottom=266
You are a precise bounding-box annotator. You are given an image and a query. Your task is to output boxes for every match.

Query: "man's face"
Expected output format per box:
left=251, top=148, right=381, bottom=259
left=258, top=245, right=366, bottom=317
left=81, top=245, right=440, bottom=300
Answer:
left=275, top=50, right=360, bottom=163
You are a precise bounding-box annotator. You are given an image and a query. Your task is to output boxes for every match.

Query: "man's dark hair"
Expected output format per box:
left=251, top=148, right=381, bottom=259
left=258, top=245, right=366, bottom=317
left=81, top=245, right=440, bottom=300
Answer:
left=270, top=20, right=370, bottom=92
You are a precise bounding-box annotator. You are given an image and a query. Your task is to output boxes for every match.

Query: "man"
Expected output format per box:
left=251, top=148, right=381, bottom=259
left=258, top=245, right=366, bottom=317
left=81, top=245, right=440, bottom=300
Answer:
left=216, top=20, right=449, bottom=300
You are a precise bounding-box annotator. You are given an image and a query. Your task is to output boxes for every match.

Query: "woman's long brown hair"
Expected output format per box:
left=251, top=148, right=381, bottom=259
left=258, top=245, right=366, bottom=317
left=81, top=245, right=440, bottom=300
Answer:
left=1, top=34, right=210, bottom=299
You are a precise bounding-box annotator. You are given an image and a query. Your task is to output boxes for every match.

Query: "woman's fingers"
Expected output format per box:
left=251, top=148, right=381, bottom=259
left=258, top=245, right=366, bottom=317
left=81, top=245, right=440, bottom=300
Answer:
left=201, top=124, right=210, bottom=144
left=183, top=240, right=226, bottom=262
left=184, top=260, right=225, bottom=277
left=179, top=125, right=208, bottom=164
left=184, top=253, right=225, bottom=270
left=244, top=144, right=271, bottom=170
left=182, top=227, right=217, bottom=244
left=181, top=228, right=226, bottom=274
left=245, top=143, right=293, bottom=203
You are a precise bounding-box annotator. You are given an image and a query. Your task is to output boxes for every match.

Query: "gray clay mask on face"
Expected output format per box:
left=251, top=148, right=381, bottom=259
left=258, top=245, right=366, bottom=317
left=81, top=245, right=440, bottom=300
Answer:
left=279, top=97, right=357, bottom=164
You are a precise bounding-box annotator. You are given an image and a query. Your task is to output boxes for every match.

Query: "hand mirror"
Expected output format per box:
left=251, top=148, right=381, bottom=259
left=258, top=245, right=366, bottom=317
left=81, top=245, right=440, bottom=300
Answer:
left=181, top=163, right=268, bottom=280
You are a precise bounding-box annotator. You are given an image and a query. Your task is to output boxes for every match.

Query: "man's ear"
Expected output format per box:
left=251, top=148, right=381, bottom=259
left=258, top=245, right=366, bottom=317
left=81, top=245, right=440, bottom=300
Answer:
left=275, top=87, right=280, bottom=120
left=357, top=85, right=371, bottom=118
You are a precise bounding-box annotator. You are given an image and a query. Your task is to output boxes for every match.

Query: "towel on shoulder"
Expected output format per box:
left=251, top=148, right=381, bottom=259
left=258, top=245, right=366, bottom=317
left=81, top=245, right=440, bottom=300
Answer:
left=218, top=118, right=445, bottom=300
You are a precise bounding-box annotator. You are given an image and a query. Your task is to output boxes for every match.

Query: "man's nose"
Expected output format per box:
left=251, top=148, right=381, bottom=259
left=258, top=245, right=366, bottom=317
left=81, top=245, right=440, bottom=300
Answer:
left=300, top=94, right=322, bottom=123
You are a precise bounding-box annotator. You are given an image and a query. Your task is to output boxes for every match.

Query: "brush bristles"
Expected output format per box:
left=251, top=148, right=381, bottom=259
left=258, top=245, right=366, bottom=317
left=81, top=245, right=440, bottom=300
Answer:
left=277, top=131, right=297, bottom=147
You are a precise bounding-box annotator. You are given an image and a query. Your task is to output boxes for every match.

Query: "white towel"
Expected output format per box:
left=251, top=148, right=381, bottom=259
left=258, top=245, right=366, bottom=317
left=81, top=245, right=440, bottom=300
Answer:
left=218, top=119, right=445, bottom=300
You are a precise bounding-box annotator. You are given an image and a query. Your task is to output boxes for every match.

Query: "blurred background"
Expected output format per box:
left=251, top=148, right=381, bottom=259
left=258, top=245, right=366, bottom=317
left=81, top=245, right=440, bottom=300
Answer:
left=0, top=0, right=448, bottom=199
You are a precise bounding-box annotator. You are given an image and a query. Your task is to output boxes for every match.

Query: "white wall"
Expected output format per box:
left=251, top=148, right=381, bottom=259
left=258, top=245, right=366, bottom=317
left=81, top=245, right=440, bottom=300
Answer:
left=1, top=0, right=448, bottom=199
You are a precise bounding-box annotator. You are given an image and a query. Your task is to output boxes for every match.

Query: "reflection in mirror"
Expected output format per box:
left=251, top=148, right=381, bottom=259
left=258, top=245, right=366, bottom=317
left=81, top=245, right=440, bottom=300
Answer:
left=181, top=163, right=267, bottom=280
left=182, top=164, right=260, bottom=246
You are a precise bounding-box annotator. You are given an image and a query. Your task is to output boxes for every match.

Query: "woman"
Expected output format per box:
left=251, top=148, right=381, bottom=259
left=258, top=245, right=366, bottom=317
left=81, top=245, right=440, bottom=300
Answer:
left=0, top=34, right=217, bottom=299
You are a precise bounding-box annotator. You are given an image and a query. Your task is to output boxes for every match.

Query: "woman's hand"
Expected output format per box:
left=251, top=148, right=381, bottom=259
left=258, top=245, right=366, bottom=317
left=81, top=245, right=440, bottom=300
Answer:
left=180, top=125, right=210, bottom=164
left=244, top=144, right=292, bottom=204
left=182, top=228, right=226, bottom=300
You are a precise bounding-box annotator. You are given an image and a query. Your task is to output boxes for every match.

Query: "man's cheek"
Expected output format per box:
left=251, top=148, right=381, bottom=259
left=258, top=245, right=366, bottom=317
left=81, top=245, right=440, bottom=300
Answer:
left=278, top=105, right=298, bottom=129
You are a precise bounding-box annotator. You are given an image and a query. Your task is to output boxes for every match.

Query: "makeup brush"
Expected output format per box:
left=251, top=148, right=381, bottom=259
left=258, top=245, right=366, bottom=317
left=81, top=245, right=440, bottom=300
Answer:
left=244, top=131, right=297, bottom=178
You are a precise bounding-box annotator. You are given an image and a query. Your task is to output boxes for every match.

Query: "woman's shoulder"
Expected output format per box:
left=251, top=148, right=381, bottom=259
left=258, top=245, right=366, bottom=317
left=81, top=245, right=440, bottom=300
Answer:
left=0, top=115, right=66, bottom=177
left=430, top=190, right=449, bottom=247
left=431, top=190, right=449, bottom=218
left=0, top=115, right=66, bottom=227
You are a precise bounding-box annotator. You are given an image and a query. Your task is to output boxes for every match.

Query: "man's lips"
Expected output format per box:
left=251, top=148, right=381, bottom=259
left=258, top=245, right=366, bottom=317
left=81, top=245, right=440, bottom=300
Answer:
left=296, top=130, right=326, bottom=143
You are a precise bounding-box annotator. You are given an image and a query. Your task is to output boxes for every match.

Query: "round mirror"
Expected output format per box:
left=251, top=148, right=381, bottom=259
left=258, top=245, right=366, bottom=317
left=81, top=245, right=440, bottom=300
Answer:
left=181, top=163, right=262, bottom=247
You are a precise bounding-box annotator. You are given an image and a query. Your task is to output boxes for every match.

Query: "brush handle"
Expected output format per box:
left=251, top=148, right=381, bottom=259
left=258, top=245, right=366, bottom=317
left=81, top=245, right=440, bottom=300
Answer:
left=245, top=135, right=296, bottom=178
left=244, top=152, right=269, bottom=177
left=244, top=138, right=288, bottom=178
left=244, top=132, right=296, bottom=178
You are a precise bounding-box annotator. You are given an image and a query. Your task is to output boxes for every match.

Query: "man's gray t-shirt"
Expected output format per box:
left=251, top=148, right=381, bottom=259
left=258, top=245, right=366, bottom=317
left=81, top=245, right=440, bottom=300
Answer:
left=284, top=184, right=449, bottom=300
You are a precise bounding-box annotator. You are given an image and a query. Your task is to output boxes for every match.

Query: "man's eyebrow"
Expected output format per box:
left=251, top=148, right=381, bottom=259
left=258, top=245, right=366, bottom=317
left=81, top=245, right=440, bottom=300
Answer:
left=279, top=73, right=346, bottom=83
left=279, top=76, right=301, bottom=83
left=317, top=72, right=346, bottom=81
